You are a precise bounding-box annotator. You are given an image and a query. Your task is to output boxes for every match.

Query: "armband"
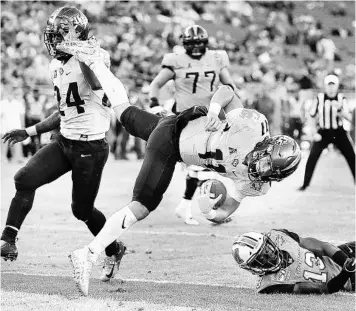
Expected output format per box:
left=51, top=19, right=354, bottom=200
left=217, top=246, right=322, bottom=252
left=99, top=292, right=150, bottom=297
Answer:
left=202, top=209, right=217, bottom=220
left=209, top=102, right=221, bottom=115
left=25, top=125, right=38, bottom=136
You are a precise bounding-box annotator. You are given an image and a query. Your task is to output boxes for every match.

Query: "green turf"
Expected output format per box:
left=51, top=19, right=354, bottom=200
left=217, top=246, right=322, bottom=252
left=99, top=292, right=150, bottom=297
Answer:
left=1, top=149, right=355, bottom=310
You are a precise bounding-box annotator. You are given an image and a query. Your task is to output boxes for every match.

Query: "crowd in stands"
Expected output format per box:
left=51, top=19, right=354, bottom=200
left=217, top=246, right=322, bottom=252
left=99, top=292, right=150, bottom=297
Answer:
left=1, top=1, right=355, bottom=162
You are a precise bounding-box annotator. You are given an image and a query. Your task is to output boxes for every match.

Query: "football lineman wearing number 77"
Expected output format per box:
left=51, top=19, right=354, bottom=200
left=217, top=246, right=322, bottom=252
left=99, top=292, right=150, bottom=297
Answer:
left=56, top=38, right=302, bottom=296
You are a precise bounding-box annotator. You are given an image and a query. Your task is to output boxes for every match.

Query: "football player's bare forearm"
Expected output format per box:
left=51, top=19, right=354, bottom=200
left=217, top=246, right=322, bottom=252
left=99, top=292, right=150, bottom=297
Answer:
left=299, top=237, right=345, bottom=262
left=210, top=85, right=243, bottom=112
left=149, top=69, right=174, bottom=99
left=35, top=111, right=61, bottom=134
left=148, top=81, right=160, bottom=99
left=293, top=282, right=327, bottom=294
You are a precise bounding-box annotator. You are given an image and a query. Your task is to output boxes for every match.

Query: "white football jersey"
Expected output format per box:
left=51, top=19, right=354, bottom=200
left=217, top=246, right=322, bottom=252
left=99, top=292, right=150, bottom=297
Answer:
left=162, top=50, right=229, bottom=112
left=179, top=108, right=271, bottom=202
left=49, top=49, right=111, bottom=140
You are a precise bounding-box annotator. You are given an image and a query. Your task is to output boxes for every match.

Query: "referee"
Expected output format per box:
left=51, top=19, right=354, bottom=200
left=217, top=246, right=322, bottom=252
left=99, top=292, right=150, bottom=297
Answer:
left=299, top=74, right=355, bottom=190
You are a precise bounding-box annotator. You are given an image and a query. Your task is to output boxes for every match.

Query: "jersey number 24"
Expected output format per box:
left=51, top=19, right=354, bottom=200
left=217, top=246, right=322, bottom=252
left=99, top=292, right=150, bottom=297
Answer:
left=55, top=82, right=85, bottom=116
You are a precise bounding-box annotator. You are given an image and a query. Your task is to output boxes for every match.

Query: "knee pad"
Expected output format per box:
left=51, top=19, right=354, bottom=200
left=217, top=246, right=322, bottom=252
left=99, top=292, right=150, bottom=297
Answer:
left=14, top=168, right=36, bottom=191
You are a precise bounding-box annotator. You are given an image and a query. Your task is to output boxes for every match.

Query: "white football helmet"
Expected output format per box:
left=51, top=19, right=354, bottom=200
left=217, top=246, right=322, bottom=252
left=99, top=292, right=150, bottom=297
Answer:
left=232, top=232, right=282, bottom=275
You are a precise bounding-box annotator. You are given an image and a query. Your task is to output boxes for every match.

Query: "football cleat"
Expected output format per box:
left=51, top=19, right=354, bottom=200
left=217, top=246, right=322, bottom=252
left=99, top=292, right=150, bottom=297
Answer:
left=1, top=240, right=18, bottom=261
left=175, top=199, right=199, bottom=226
left=69, top=246, right=98, bottom=296
left=100, top=241, right=126, bottom=282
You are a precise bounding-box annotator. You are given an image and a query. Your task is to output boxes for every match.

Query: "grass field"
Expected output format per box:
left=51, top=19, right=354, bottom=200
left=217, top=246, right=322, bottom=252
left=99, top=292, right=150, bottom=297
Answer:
left=1, top=149, right=355, bottom=311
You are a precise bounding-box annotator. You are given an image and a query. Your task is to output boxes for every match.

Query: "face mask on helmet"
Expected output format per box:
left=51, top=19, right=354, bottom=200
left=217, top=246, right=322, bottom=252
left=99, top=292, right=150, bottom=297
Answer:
left=182, top=25, right=208, bottom=59
left=232, top=233, right=282, bottom=276
left=44, top=7, right=90, bottom=59
left=246, top=135, right=301, bottom=183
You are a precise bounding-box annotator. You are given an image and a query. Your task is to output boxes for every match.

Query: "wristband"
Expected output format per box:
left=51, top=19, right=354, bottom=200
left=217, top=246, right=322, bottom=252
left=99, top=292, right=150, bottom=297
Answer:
left=25, top=125, right=38, bottom=136
left=209, top=102, right=221, bottom=115
left=202, top=209, right=217, bottom=220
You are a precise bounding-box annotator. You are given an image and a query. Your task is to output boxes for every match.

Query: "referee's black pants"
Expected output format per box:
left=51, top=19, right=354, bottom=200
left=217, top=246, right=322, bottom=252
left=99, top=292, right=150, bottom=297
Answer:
left=302, top=128, right=355, bottom=187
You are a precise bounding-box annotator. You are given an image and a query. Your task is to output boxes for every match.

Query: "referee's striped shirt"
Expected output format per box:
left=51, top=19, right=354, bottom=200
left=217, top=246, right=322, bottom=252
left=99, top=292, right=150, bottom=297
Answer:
left=309, top=93, right=347, bottom=130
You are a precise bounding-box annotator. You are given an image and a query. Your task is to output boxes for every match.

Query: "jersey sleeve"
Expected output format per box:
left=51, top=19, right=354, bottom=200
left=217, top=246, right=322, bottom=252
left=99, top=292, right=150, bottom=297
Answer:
left=161, top=53, right=177, bottom=72
left=258, top=283, right=295, bottom=294
left=215, top=50, right=230, bottom=69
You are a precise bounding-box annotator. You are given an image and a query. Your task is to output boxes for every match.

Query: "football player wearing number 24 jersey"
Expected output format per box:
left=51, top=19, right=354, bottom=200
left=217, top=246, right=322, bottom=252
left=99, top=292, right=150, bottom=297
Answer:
left=1, top=7, right=125, bottom=282
left=58, top=38, right=301, bottom=296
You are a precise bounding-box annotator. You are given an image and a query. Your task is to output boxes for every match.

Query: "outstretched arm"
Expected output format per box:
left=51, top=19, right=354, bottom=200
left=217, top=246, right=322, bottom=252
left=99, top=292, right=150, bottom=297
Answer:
left=148, top=68, right=175, bottom=107
left=2, top=111, right=60, bottom=146
left=299, top=237, right=350, bottom=267
left=205, top=85, right=243, bottom=131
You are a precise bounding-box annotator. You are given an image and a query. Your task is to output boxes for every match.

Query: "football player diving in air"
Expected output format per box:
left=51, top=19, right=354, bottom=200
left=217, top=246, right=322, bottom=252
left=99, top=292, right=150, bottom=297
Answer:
left=232, top=229, right=355, bottom=294
left=149, top=25, right=238, bottom=225
left=1, top=7, right=125, bottom=282
left=56, top=37, right=301, bottom=296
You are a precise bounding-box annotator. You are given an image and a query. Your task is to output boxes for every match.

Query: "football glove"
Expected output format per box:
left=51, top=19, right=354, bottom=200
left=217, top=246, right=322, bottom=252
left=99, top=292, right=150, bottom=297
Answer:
left=343, top=257, right=356, bottom=273
left=150, top=97, right=160, bottom=108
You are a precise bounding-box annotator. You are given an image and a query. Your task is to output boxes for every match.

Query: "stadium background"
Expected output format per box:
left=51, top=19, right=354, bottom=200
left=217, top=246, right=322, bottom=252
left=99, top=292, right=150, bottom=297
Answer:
left=1, top=0, right=355, bottom=159
left=1, top=1, right=356, bottom=310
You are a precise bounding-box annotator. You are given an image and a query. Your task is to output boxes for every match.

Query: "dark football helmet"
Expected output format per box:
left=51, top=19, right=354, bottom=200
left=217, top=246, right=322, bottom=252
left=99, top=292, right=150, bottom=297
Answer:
left=182, top=25, right=208, bottom=59
left=44, top=7, right=90, bottom=59
left=245, top=135, right=301, bottom=183
left=232, top=232, right=283, bottom=275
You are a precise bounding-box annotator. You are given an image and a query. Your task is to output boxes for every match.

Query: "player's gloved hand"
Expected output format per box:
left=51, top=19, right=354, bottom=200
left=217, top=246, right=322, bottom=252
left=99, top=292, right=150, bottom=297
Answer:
left=196, top=180, right=222, bottom=216
left=343, top=257, right=356, bottom=273
left=174, top=106, right=207, bottom=135
left=2, top=129, right=29, bottom=146
left=150, top=97, right=160, bottom=108
left=205, top=103, right=223, bottom=132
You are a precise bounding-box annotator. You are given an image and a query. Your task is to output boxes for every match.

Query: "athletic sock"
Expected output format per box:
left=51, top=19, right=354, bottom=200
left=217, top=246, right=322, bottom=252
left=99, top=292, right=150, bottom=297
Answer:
left=88, top=205, right=137, bottom=255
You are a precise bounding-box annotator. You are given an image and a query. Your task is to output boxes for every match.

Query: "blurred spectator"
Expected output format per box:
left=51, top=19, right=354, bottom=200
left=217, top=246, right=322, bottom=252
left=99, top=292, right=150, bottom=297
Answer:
left=1, top=86, right=25, bottom=163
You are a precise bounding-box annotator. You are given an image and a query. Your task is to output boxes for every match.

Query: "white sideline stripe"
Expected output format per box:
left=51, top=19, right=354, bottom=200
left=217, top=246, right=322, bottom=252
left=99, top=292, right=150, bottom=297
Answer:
left=1, top=271, right=250, bottom=289
left=25, top=225, right=235, bottom=239
left=2, top=271, right=355, bottom=296
left=23, top=225, right=346, bottom=244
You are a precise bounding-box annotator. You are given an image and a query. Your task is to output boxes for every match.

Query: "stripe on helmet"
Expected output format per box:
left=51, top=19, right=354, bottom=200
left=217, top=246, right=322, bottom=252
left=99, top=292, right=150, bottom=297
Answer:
left=239, top=236, right=258, bottom=249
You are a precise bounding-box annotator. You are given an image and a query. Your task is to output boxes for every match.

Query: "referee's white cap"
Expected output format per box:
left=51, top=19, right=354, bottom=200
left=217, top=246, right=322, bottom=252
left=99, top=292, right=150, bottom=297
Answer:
left=324, top=74, right=339, bottom=85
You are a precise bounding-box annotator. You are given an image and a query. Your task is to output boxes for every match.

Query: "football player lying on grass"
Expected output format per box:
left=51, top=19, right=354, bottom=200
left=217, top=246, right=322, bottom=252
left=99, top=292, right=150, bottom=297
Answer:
left=232, top=229, right=355, bottom=294
left=55, top=38, right=301, bottom=296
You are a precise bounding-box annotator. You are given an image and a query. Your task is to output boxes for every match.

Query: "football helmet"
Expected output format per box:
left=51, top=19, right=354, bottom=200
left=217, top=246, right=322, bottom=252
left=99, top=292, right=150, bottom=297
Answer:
left=245, top=135, right=301, bottom=183
left=44, top=7, right=90, bottom=59
left=232, top=232, right=282, bottom=275
left=182, top=25, right=208, bottom=59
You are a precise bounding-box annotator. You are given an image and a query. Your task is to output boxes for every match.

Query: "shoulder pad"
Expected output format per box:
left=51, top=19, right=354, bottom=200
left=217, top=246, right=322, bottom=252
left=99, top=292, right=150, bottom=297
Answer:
left=162, top=53, right=178, bottom=69
left=214, top=50, right=230, bottom=68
